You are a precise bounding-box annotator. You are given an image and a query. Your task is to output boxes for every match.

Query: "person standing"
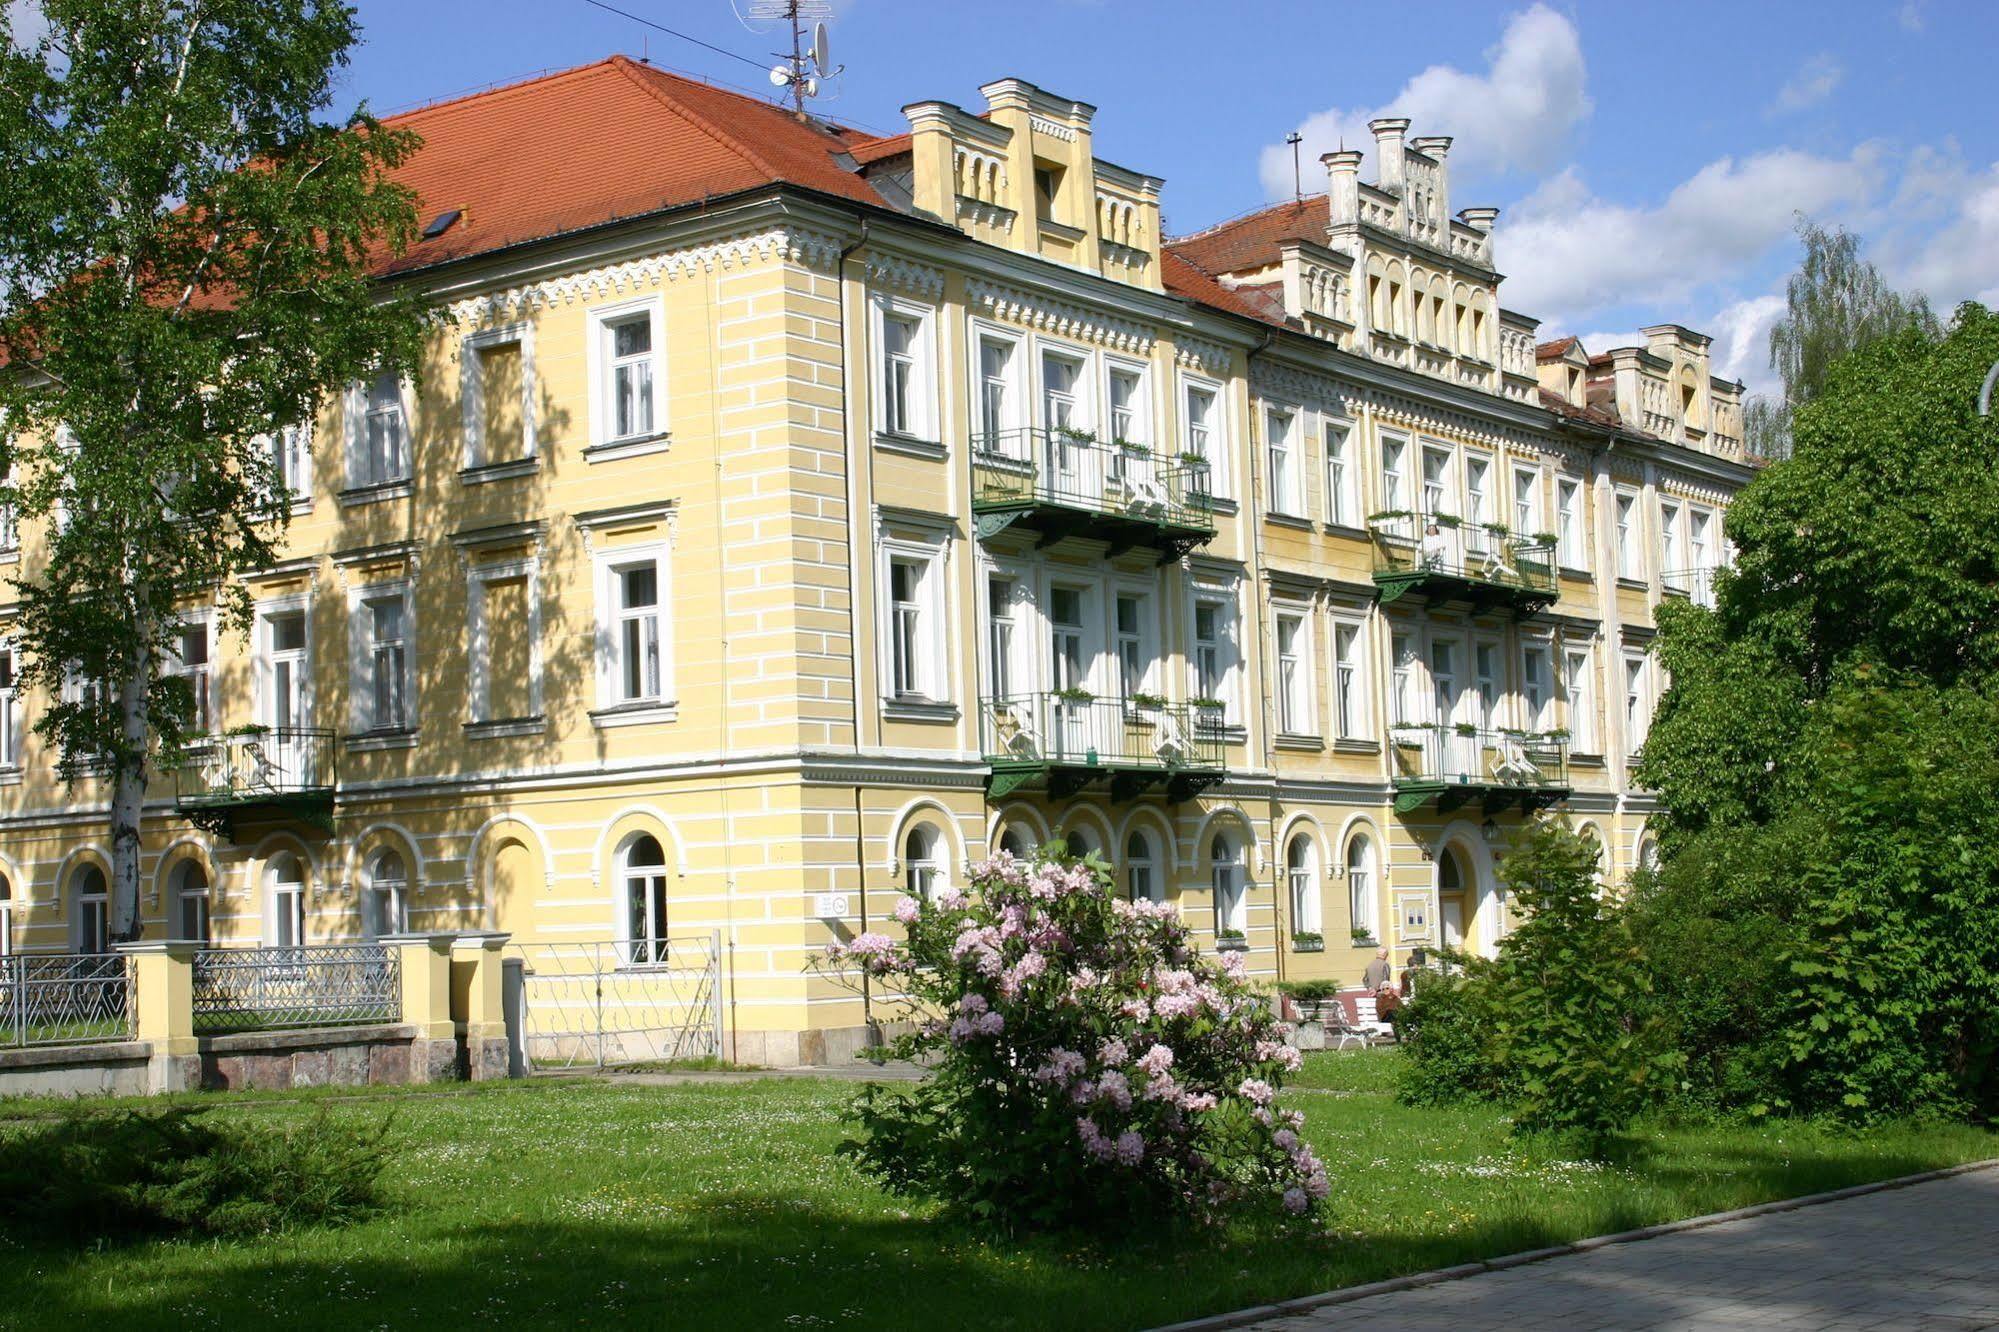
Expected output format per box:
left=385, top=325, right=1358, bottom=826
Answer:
left=1361, top=947, right=1393, bottom=993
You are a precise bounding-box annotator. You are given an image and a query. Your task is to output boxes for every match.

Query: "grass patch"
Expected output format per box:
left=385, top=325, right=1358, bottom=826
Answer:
left=0, top=1050, right=1990, bottom=1330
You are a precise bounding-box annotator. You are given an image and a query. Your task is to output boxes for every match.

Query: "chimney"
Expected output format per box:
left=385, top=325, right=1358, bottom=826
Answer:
left=1458, top=205, right=1499, bottom=264
left=1410, top=135, right=1452, bottom=222
left=1369, top=117, right=1411, bottom=197
left=1322, top=149, right=1363, bottom=226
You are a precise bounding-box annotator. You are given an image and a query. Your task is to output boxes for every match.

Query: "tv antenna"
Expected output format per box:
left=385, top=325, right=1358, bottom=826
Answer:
left=1285, top=131, right=1304, bottom=202
left=748, top=0, right=841, bottom=117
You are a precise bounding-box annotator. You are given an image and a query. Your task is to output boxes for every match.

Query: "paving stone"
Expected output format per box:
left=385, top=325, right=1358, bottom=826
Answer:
left=1231, top=1167, right=1999, bottom=1332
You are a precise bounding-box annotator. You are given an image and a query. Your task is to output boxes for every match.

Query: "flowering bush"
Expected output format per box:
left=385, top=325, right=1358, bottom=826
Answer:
left=829, top=851, right=1326, bottom=1233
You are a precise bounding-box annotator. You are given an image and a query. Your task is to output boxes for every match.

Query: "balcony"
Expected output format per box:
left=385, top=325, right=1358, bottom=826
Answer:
left=175, top=727, right=336, bottom=841
left=980, top=692, right=1225, bottom=802
left=1387, top=723, right=1570, bottom=815
left=1368, top=512, right=1557, bottom=615
left=972, top=428, right=1215, bottom=562
left=1660, top=566, right=1720, bottom=609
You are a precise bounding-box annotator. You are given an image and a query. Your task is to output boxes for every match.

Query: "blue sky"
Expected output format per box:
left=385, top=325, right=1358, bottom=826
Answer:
left=336, top=1, right=1999, bottom=396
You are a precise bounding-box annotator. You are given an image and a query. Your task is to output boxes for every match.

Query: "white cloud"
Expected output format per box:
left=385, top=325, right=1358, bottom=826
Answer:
left=6, top=1, right=48, bottom=49
left=1898, top=1, right=1927, bottom=33
left=1771, top=53, right=1842, bottom=114
left=1258, top=3, right=1589, bottom=198
left=1707, top=295, right=1787, bottom=389
left=1899, top=164, right=1999, bottom=309
left=1498, top=147, right=1883, bottom=323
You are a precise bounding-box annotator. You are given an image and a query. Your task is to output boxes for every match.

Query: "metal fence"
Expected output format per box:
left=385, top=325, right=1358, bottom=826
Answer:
left=191, top=943, right=401, bottom=1034
left=1, top=952, right=134, bottom=1047
left=1369, top=511, right=1558, bottom=595
left=504, top=934, right=722, bottom=1071
left=1389, top=723, right=1570, bottom=790
left=971, top=427, right=1214, bottom=532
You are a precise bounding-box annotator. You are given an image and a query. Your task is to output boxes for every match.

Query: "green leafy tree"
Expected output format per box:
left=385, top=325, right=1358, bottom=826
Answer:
left=1488, top=822, right=1679, bottom=1150
left=0, top=1, right=429, bottom=940
left=1744, top=218, right=1940, bottom=460
left=1643, top=304, right=1999, bottom=843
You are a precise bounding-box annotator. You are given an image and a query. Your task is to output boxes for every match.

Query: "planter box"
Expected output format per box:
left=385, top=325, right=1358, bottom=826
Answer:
left=1291, top=938, right=1325, bottom=953
left=1216, top=937, right=1249, bottom=952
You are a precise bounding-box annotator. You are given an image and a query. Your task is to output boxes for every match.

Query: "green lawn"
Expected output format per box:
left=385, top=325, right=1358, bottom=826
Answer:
left=0, top=1051, right=1992, bottom=1331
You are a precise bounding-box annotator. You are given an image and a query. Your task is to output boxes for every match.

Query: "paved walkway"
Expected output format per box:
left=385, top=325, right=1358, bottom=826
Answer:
left=1237, top=1164, right=1999, bottom=1331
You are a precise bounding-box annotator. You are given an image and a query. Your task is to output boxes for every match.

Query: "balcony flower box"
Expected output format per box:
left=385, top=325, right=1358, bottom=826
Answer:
left=1216, top=930, right=1248, bottom=952
left=1290, top=932, right=1324, bottom=953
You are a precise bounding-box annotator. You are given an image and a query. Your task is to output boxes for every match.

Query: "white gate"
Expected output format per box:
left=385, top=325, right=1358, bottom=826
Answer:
left=504, top=934, right=722, bottom=1070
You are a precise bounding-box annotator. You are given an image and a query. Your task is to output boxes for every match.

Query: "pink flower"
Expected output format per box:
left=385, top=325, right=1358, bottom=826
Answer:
left=1096, top=1069, right=1133, bottom=1110
left=1282, top=1187, right=1308, bottom=1214
left=1075, top=1116, right=1116, bottom=1161
left=1239, top=1078, right=1274, bottom=1106
left=1033, top=1047, right=1086, bottom=1085
left=1179, top=1091, right=1218, bottom=1114
left=1220, top=949, right=1247, bottom=978
left=1136, top=1043, right=1175, bottom=1076
left=1098, top=1038, right=1129, bottom=1068
left=1273, top=1128, right=1299, bottom=1152
left=935, top=885, right=967, bottom=910
left=1115, top=1131, right=1145, bottom=1166
left=850, top=931, right=896, bottom=956
left=891, top=895, right=922, bottom=924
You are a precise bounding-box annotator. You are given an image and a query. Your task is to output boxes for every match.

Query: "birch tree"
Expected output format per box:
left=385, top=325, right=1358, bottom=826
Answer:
left=0, top=1, right=429, bottom=941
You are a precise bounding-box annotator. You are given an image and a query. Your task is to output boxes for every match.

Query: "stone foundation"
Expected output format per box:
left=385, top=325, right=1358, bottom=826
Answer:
left=0, top=1040, right=153, bottom=1097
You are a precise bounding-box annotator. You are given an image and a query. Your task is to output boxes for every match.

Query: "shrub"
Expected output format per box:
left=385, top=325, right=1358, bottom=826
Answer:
left=0, top=1105, right=394, bottom=1244
left=831, top=853, right=1326, bottom=1233
left=1394, top=965, right=1515, bottom=1107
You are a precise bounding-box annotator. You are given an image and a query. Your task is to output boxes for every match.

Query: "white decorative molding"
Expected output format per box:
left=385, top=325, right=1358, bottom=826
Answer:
left=446, top=227, right=842, bottom=325
left=1029, top=114, right=1077, bottom=142
left=965, top=279, right=1154, bottom=354
left=953, top=195, right=1017, bottom=233
left=1174, top=335, right=1233, bottom=376
left=863, top=252, right=947, bottom=300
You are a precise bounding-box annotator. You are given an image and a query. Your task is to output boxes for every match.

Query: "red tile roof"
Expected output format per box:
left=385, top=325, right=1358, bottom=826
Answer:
left=1167, top=197, right=1330, bottom=276
left=377, top=56, right=885, bottom=276
left=1159, top=251, right=1282, bottom=326
left=1536, top=336, right=1579, bottom=359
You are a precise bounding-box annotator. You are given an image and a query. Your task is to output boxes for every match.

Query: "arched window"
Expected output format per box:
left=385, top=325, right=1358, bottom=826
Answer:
left=903, top=824, right=945, bottom=903
left=1125, top=829, right=1160, bottom=903
left=362, top=849, right=407, bottom=940
left=1210, top=831, right=1245, bottom=934
left=172, top=860, right=210, bottom=945
left=72, top=863, right=109, bottom=953
left=997, top=825, right=1033, bottom=859
left=1287, top=833, right=1320, bottom=937
left=621, top=835, right=669, bottom=965
left=1636, top=836, right=1660, bottom=875
left=1347, top=834, right=1376, bottom=940
left=1062, top=826, right=1095, bottom=862
left=267, top=853, right=305, bottom=950
left=0, top=871, right=12, bottom=958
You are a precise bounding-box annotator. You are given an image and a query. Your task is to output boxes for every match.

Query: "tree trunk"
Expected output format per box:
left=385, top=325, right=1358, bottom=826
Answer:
left=108, top=673, right=150, bottom=943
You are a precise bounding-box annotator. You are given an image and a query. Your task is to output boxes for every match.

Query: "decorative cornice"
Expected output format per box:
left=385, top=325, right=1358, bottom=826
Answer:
left=864, top=252, right=947, bottom=301
left=446, top=226, right=842, bottom=325
left=965, top=278, right=1154, bottom=354
left=1029, top=114, right=1077, bottom=142
left=1174, top=334, right=1232, bottom=376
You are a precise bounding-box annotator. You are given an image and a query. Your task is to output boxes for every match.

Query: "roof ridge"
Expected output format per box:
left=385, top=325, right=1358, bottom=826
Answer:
left=381, top=57, right=625, bottom=127
left=611, top=56, right=790, bottom=192
left=1166, top=192, right=1326, bottom=246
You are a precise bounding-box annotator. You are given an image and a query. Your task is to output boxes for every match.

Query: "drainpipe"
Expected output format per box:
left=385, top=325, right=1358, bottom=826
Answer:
left=836, top=218, right=875, bottom=1045
left=1242, top=326, right=1286, bottom=988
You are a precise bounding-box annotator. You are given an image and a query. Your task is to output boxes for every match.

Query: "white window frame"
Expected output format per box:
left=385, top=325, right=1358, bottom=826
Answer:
left=265, top=854, right=306, bottom=950
left=459, top=321, right=537, bottom=468
left=1557, top=477, right=1587, bottom=569
left=594, top=542, right=673, bottom=714
left=1564, top=644, right=1598, bottom=754
left=1287, top=833, right=1321, bottom=937
left=1346, top=833, right=1377, bottom=940
left=1181, top=374, right=1228, bottom=497
left=262, top=422, right=312, bottom=513
left=1615, top=488, right=1642, bottom=581
left=1332, top=617, right=1370, bottom=741
left=586, top=296, right=668, bottom=452
left=872, top=293, right=938, bottom=444
left=1379, top=431, right=1410, bottom=514
left=168, top=611, right=217, bottom=737
left=878, top=528, right=951, bottom=707
left=1391, top=630, right=1418, bottom=727
left=1104, top=356, right=1151, bottom=451
left=1325, top=420, right=1357, bottom=527
left=254, top=595, right=314, bottom=732
left=347, top=579, right=416, bottom=735
left=984, top=569, right=1021, bottom=700
left=1113, top=586, right=1157, bottom=701
left=72, top=864, right=109, bottom=954
left=1623, top=648, right=1653, bottom=753
left=1265, top=406, right=1301, bottom=517
left=1124, top=828, right=1163, bottom=903
left=343, top=370, right=412, bottom=491
left=1513, top=463, right=1543, bottom=540
left=1210, top=831, right=1247, bottom=934
left=467, top=557, right=544, bottom=725
left=361, top=848, right=408, bottom=941
left=1659, top=500, right=1684, bottom=588
left=1274, top=605, right=1316, bottom=737
left=617, top=834, right=671, bottom=966
left=973, top=323, right=1027, bottom=447
left=903, top=823, right=948, bottom=904
left=172, top=860, right=211, bottom=944
left=1190, top=580, right=1242, bottom=722
left=1421, top=441, right=1455, bottom=517
left=1521, top=640, right=1554, bottom=733
left=1473, top=639, right=1502, bottom=732
left=0, top=639, right=19, bottom=770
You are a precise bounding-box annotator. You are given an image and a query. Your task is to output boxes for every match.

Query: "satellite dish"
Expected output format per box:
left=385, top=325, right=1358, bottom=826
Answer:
left=769, top=64, right=792, bottom=87
left=802, top=76, right=819, bottom=98
left=812, top=21, right=830, bottom=75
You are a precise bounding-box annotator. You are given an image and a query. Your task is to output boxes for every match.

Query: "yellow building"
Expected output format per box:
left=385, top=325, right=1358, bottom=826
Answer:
left=0, top=61, right=1753, bottom=1065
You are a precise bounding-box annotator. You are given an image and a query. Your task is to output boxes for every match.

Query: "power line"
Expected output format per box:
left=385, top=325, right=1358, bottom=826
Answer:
left=578, top=0, right=769, bottom=73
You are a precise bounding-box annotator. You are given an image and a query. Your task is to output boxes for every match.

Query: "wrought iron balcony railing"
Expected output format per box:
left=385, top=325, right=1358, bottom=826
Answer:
left=1387, top=722, right=1571, bottom=814
left=1368, top=512, right=1558, bottom=613
left=972, top=428, right=1215, bottom=560
left=981, top=691, right=1225, bottom=802
left=175, top=726, right=337, bottom=840
left=1660, top=566, right=1721, bottom=608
